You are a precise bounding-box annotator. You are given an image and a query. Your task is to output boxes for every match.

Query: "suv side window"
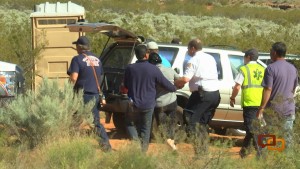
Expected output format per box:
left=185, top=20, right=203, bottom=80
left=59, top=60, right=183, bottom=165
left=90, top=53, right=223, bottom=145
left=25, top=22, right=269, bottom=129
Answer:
left=183, top=52, right=223, bottom=80
left=158, top=47, right=179, bottom=66
left=229, top=55, right=243, bottom=79
left=103, top=47, right=133, bottom=69
left=206, top=52, right=223, bottom=80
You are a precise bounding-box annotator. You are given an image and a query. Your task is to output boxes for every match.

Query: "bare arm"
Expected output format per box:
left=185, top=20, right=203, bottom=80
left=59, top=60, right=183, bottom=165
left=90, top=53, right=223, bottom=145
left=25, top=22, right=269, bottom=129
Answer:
left=256, top=87, right=272, bottom=118
left=174, top=76, right=190, bottom=89
left=230, top=83, right=241, bottom=107
left=69, top=72, right=78, bottom=85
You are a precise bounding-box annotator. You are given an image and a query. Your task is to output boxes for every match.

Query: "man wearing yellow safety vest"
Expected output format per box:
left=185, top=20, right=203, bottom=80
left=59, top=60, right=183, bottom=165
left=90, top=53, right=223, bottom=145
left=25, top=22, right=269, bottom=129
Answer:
left=230, top=49, right=265, bottom=158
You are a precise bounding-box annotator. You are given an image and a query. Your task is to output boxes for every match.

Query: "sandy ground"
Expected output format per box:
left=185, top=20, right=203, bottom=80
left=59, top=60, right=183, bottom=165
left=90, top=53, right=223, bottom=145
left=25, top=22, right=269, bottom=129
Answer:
left=100, top=118, right=243, bottom=158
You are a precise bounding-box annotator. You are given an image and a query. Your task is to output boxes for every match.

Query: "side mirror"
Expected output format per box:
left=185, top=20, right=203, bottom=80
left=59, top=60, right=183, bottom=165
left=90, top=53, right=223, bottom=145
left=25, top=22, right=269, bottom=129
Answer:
left=174, top=68, right=180, bottom=74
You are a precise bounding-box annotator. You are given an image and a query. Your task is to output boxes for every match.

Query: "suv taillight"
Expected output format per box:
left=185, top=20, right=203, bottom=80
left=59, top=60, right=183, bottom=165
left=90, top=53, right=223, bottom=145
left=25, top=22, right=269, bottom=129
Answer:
left=120, top=84, right=128, bottom=94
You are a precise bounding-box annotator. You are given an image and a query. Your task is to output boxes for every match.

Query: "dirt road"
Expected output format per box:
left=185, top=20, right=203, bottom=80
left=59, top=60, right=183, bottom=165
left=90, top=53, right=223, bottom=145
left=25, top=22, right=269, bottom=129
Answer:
left=101, top=119, right=243, bottom=158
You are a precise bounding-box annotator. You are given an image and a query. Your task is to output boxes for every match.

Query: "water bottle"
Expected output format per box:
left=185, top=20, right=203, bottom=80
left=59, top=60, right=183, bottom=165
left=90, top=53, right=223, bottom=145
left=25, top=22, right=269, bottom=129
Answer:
left=100, top=94, right=106, bottom=105
left=258, top=114, right=267, bottom=127
left=128, top=97, right=134, bottom=113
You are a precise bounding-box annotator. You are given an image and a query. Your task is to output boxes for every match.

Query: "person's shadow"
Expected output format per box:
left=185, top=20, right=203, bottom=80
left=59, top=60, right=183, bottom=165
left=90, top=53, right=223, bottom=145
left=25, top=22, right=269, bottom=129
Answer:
left=106, top=127, right=128, bottom=139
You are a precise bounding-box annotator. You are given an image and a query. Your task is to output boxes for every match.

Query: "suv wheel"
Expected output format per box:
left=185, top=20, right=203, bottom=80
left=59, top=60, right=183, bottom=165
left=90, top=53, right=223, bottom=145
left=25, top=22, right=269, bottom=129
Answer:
left=112, top=112, right=126, bottom=131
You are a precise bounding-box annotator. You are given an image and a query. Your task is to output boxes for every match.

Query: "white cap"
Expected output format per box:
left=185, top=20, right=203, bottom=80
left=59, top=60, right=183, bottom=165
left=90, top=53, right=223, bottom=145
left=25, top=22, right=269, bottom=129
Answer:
left=147, top=41, right=158, bottom=50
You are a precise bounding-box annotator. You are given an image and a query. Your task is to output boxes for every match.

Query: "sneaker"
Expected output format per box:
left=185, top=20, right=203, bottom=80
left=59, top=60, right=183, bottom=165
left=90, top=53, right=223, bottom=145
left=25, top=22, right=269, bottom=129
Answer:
left=166, top=139, right=177, bottom=150
left=99, top=143, right=112, bottom=152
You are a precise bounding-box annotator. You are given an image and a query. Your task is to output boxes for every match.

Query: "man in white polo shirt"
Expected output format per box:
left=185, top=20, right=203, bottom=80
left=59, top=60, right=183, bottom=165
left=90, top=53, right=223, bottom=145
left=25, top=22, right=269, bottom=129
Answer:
left=175, top=38, right=220, bottom=156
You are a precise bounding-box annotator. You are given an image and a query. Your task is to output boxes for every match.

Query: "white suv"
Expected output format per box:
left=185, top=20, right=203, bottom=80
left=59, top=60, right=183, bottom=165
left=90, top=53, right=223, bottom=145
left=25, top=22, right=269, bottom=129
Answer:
left=67, top=22, right=266, bottom=134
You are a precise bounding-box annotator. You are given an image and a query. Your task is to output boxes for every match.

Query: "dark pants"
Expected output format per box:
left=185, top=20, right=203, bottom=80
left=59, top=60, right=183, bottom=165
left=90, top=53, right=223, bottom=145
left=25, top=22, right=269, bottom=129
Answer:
left=184, top=90, right=221, bottom=154
left=83, top=93, right=111, bottom=149
left=242, top=107, right=258, bottom=148
left=185, top=91, right=221, bottom=131
left=125, top=105, right=154, bottom=152
left=154, top=101, right=177, bottom=139
left=240, top=107, right=262, bottom=157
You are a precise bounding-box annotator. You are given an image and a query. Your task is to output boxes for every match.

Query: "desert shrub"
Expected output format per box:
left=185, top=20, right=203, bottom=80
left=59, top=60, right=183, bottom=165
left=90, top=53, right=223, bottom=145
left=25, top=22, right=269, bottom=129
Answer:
left=249, top=105, right=300, bottom=168
left=43, top=137, right=98, bottom=169
left=0, top=3, right=299, bottom=90
left=0, top=7, right=45, bottom=88
left=85, top=10, right=300, bottom=54
left=99, top=142, right=157, bottom=169
left=0, top=146, right=19, bottom=167
left=0, top=136, right=99, bottom=169
left=0, top=79, right=94, bottom=149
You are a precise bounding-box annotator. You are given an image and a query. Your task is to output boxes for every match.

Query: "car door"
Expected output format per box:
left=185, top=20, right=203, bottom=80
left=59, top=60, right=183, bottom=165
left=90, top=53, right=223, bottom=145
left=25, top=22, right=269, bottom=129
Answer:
left=224, top=54, right=244, bottom=122
left=203, top=50, right=228, bottom=121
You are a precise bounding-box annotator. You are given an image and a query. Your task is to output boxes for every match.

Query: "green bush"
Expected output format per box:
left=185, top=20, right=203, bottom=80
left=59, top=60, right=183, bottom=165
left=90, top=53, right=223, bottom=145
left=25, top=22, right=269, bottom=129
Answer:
left=44, top=137, right=98, bottom=169
left=0, top=79, right=94, bottom=149
left=99, top=142, right=157, bottom=169
left=0, top=2, right=299, bottom=88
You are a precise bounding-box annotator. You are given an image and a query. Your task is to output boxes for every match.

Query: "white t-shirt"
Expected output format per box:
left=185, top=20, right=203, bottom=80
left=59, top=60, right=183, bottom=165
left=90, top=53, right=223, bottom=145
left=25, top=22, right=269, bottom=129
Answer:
left=234, top=61, right=258, bottom=85
left=184, top=51, right=219, bottom=92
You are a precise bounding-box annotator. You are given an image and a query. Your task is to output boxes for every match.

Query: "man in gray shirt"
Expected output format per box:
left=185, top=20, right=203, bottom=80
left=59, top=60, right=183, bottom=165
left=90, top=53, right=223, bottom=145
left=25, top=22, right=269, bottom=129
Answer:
left=257, top=42, right=298, bottom=148
left=148, top=52, right=180, bottom=150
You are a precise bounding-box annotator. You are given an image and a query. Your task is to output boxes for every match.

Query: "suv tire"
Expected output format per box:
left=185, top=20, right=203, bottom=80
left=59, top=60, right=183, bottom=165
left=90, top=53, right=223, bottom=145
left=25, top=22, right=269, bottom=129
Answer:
left=112, top=112, right=126, bottom=131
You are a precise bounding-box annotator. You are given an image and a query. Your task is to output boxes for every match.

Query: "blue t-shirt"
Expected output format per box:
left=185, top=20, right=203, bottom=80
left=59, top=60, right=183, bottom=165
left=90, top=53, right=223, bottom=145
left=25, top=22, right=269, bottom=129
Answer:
left=67, top=51, right=103, bottom=94
left=262, top=60, right=298, bottom=116
left=160, top=56, right=171, bottom=68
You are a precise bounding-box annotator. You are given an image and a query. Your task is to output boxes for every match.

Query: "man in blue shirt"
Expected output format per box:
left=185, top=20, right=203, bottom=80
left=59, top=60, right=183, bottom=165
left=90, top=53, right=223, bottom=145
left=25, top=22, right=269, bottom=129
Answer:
left=67, top=36, right=112, bottom=152
left=124, top=44, right=176, bottom=152
left=147, top=41, right=172, bottom=68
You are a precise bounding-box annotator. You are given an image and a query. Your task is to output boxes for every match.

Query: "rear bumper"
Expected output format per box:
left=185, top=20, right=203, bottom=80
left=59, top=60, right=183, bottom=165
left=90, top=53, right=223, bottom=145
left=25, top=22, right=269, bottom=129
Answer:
left=209, top=119, right=245, bottom=130
left=101, top=94, right=129, bottom=113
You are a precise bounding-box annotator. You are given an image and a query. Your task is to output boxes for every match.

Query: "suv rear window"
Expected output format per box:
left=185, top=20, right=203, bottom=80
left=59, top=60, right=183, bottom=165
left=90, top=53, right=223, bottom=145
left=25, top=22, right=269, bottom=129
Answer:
left=101, top=45, right=134, bottom=94
left=102, top=46, right=133, bottom=69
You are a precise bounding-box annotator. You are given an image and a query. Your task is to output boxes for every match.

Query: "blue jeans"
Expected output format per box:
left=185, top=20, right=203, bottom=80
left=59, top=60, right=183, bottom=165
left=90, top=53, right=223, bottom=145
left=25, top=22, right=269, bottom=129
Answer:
left=283, top=114, right=295, bottom=148
left=125, top=105, right=154, bottom=152
left=83, top=93, right=111, bottom=149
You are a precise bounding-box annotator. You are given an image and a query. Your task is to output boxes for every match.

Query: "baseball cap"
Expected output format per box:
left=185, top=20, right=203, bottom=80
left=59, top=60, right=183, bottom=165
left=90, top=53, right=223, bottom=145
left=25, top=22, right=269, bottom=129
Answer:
left=147, top=41, right=158, bottom=50
left=72, top=36, right=90, bottom=45
left=244, top=48, right=258, bottom=57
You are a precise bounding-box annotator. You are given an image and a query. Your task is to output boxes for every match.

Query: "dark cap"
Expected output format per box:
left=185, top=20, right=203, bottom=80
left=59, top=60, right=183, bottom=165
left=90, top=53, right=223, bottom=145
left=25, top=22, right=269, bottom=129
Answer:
left=72, top=36, right=89, bottom=45
left=148, top=52, right=162, bottom=65
left=244, top=48, right=258, bottom=57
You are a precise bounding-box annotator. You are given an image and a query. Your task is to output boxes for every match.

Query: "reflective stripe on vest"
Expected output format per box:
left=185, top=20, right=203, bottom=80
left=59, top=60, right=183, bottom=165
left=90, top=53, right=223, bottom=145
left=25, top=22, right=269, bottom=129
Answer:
left=240, top=63, right=265, bottom=107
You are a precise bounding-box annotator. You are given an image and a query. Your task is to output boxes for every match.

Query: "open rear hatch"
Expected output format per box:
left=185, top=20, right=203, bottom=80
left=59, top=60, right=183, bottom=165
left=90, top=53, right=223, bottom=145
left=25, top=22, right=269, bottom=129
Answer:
left=66, top=22, right=140, bottom=113
left=67, top=22, right=138, bottom=40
